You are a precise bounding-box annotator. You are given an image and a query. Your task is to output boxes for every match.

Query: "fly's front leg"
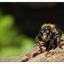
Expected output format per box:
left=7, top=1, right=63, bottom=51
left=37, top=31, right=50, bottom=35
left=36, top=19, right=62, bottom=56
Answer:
left=39, top=42, right=42, bottom=53
left=58, top=37, right=62, bottom=49
left=48, top=39, right=54, bottom=51
left=45, top=39, right=54, bottom=57
left=35, top=34, right=42, bottom=53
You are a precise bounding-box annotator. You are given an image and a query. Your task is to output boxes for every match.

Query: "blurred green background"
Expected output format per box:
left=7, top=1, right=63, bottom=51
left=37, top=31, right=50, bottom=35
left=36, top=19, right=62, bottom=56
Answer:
left=0, top=2, right=64, bottom=58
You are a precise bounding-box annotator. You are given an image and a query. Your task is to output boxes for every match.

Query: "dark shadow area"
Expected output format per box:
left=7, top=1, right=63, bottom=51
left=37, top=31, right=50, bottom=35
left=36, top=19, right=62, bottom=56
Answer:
left=0, top=2, right=64, bottom=38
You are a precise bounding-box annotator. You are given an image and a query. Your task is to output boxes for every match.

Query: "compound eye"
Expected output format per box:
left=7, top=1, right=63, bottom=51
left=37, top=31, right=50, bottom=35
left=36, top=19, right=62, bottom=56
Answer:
left=42, top=31, right=44, bottom=33
left=46, top=30, right=49, bottom=34
left=40, top=30, right=43, bottom=35
left=55, top=31, right=58, bottom=35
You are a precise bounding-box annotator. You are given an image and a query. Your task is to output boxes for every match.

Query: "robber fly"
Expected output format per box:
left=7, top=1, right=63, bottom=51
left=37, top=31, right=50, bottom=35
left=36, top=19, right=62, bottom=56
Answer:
left=35, top=23, right=63, bottom=53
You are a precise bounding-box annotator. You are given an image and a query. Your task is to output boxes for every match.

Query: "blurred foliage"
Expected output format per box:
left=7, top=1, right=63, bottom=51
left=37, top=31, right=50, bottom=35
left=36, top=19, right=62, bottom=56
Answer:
left=0, top=2, right=63, bottom=58
left=0, top=14, right=36, bottom=58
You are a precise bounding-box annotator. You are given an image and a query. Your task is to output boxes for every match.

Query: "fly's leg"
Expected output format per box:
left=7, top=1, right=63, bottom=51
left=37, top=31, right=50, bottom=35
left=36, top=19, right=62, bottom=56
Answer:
left=35, top=34, right=42, bottom=53
left=55, top=30, right=63, bottom=49
left=45, top=39, right=54, bottom=57
left=55, top=35, right=62, bottom=49
left=39, top=42, right=42, bottom=53
left=48, top=39, right=54, bottom=51
left=58, top=37, right=62, bottom=49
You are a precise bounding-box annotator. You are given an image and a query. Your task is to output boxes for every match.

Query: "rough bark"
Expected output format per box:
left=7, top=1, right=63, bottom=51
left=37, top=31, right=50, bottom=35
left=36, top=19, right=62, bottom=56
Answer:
left=0, top=34, right=64, bottom=62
